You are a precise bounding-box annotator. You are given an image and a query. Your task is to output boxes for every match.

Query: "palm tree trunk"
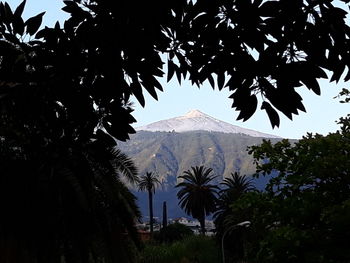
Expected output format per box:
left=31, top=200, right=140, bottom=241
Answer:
left=148, top=190, right=153, bottom=234
left=162, top=201, right=167, bottom=228
left=199, top=216, right=206, bottom=235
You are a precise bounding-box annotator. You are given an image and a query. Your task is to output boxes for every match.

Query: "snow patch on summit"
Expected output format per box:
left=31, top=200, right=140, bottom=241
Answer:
left=181, top=109, right=207, bottom=118
left=135, top=110, right=280, bottom=138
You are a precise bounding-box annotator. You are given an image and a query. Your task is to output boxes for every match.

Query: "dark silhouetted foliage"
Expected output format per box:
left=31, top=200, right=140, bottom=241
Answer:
left=162, top=201, right=168, bottom=228
left=176, top=166, right=219, bottom=234
left=154, top=223, right=193, bottom=244
left=225, top=117, right=350, bottom=262
left=139, top=235, right=221, bottom=263
left=1, top=0, right=350, bottom=262
left=138, top=172, right=162, bottom=234
left=214, top=172, right=256, bottom=262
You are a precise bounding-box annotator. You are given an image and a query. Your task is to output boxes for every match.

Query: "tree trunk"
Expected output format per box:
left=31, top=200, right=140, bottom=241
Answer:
left=148, top=190, right=153, bottom=234
left=162, top=201, right=167, bottom=228
left=199, top=216, right=206, bottom=235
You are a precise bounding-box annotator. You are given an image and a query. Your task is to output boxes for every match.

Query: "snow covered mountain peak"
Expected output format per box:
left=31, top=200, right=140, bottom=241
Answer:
left=182, top=109, right=207, bottom=118
left=135, top=110, right=280, bottom=138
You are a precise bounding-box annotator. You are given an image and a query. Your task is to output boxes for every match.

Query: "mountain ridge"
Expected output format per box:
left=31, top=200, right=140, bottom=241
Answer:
left=119, top=130, right=280, bottom=218
left=123, top=110, right=284, bottom=218
left=135, top=109, right=281, bottom=139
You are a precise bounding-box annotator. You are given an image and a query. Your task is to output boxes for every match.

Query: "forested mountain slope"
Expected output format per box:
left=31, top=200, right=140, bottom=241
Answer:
left=119, top=130, right=281, bottom=218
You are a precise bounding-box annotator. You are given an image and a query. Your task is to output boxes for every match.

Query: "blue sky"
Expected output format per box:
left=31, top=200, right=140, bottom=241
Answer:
left=133, top=77, right=349, bottom=139
left=7, top=0, right=350, bottom=139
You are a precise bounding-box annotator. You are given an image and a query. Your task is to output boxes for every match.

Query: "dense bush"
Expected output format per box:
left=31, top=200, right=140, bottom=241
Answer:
left=138, top=235, right=220, bottom=263
left=154, top=223, right=193, bottom=243
left=221, top=117, right=350, bottom=262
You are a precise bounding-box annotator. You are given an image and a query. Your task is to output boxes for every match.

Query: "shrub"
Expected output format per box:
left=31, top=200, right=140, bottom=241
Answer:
left=155, top=223, right=193, bottom=243
left=138, top=235, right=221, bottom=263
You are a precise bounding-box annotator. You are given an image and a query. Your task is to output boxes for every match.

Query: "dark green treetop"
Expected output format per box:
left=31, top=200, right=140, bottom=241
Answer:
left=1, top=0, right=350, bottom=146
left=225, top=117, right=350, bottom=262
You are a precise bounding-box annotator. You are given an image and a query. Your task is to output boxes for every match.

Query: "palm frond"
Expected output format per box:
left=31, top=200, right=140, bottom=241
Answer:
left=220, top=172, right=256, bottom=194
left=110, top=147, right=139, bottom=185
left=176, top=165, right=218, bottom=221
left=138, top=172, right=161, bottom=193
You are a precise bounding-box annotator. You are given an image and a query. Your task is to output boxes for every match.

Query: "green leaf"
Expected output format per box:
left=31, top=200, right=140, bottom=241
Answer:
left=330, top=63, right=345, bottom=83
left=95, top=129, right=117, bottom=147
left=301, top=77, right=320, bottom=95
left=167, top=59, right=175, bottom=82
left=175, top=66, right=182, bottom=84
left=62, top=0, right=88, bottom=20
left=153, top=78, right=163, bottom=92
left=3, top=3, right=13, bottom=23
left=261, top=101, right=280, bottom=128
left=253, top=0, right=263, bottom=7
left=141, top=79, right=158, bottom=100
left=0, top=3, right=5, bottom=19
left=217, top=72, right=225, bottom=90
left=14, top=0, right=26, bottom=18
left=344, top=66, right=350, bottom=82
left=131, top=82, right=145, bottom=107
left=13, top=15, right=24, bottom=35
left=62, top=1, right=79, bottom=14
left=208, top=74, right=215, bottom=89
left=25, top=12, right=45, bottom=35
left=34, top=26, right=49, bottom=39
left=231, top=83, right=257, bottom=121
left=236, top=95, right=258, bottom=121
left=259, top=0, right=280, bottom=17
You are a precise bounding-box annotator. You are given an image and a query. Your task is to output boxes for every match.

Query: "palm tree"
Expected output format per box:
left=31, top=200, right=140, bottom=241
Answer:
left=0, top=129, right=142, bottom=263
left=221, top=172, right=255, bottom=197
left=214, top=172, right=256, bottom=237
left=215, top=172, right=255, bottom=219
left=58, top=133, right=142, bottom=262
left=138, top=172, right=161, bottom=234
left=176, top=166, right=219, bottom=234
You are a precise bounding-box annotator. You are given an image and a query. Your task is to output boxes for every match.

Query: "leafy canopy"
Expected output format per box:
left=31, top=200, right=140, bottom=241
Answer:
left=226, top=117, right=350, bottom=262
left=1, top=0, right=350, bottom=261
left=1, top=0, right=350, bottom=147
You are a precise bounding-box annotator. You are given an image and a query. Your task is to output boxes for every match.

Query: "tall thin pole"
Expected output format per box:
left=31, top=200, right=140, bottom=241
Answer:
left=149, top=190, right=153, bottom=234
left=162, top=201, right=167, bottom=228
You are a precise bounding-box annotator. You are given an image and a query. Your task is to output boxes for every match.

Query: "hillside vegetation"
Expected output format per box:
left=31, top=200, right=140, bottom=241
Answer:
left=119, top=130, right=282, bottom=218
left=119, top=131, right=281, bottom=189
